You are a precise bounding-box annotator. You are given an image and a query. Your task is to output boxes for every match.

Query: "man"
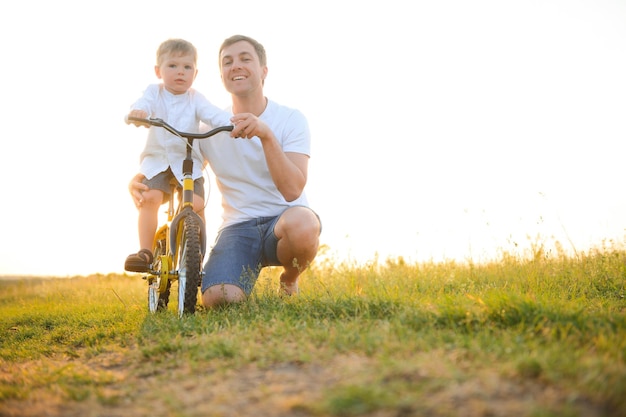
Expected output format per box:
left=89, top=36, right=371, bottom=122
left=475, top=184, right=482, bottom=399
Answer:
left=129, top=35, right=321, bottom=308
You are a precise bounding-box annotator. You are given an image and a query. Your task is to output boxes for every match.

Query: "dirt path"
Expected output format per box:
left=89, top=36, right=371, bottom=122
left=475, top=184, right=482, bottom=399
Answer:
left=0, top=350, right=611, bottom=417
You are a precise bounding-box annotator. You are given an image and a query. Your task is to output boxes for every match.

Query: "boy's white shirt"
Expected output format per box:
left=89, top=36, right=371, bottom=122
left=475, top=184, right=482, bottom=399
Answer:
left=133, top=84, right=231, bottom=183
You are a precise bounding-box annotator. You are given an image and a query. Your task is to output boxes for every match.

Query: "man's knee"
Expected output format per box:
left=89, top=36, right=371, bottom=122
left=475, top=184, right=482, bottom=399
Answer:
left=201, top=284, right=246, bottom=308
left=281, top=207, right=321, bottom=238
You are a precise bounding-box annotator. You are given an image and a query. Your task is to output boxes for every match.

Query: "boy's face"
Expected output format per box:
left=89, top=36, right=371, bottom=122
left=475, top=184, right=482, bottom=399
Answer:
left=155, top=52, right=197, bottom=95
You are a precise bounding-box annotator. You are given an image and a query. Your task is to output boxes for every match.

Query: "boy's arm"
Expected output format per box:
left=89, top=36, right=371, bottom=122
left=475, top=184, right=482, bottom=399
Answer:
left=193, top=90, right=232, bottom=127
left=126, top=84, right=158, bottom=126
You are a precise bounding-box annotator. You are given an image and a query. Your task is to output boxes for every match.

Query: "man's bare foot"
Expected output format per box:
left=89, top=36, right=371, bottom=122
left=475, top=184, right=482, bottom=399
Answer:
left=279, top=275, right=299, bottom=296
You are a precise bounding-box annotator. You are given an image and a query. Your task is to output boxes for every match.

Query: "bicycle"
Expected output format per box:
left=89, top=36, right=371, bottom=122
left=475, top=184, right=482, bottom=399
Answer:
left=125, top=116, right=233, bottom=317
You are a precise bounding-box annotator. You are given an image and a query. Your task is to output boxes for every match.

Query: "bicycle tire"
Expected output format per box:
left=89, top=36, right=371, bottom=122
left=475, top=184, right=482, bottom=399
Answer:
left=149, top=238, right=171, bottom=313
left=177, top=215, right=202, bottom=316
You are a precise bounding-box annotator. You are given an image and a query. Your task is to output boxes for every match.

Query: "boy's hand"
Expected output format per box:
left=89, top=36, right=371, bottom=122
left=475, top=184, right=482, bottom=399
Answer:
left=127, top=110, right=149, bottom=127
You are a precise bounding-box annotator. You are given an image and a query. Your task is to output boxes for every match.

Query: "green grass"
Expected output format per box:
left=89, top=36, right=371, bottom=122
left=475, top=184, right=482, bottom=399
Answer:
left=1, top=245, right=625, bottom=416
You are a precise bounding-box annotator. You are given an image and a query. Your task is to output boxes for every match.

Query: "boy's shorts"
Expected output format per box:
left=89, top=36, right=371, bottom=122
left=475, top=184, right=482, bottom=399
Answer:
left=143, top=168, right=205, bottom=202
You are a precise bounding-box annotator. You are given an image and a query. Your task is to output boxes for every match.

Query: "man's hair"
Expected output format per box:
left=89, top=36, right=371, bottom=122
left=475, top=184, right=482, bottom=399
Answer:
left=156, top=39, right=198, bottom=66
left=219, top=35, right=267, bottom=67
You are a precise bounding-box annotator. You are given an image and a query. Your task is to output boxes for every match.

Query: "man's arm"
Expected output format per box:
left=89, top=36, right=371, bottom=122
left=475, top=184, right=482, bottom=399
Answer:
left=128, top=173, right=149, bottom=208
left=231, top=113, right=308, bottom=202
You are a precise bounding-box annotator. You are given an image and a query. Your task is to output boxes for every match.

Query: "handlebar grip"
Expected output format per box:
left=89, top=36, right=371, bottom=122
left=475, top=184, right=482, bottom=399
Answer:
left=126, top=115, right=160, bottom=127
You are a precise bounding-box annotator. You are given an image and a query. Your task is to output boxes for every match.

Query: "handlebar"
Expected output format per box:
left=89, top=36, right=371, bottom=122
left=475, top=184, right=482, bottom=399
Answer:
left=125, top=116, right=234, bottom=139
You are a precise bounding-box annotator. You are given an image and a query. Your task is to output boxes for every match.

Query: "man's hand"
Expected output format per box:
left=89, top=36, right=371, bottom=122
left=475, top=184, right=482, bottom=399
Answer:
left=129, top=173, right=149, bottom=208
left=230, top=113, right=271, bottom=140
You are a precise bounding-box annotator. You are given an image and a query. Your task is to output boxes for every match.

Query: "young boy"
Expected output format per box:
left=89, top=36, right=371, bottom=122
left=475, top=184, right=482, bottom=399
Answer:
left=124, top=38, right=231, bottom=272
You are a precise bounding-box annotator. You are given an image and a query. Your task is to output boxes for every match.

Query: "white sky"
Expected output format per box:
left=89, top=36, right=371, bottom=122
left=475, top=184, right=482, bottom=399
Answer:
left=1, top=0, right=625, bottom=276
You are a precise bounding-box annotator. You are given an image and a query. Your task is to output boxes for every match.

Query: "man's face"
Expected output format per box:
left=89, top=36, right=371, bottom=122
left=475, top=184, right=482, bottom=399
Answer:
left=220, top=41, right=267, bottom=96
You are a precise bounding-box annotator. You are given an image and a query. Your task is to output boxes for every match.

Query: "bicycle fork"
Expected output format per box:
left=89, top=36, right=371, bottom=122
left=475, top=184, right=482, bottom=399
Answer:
left=169, top=148, right=207, bottom=261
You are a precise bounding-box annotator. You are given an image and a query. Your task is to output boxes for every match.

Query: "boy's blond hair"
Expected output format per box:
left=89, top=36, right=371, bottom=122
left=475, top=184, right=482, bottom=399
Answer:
left=156, top=39, right=197, bottom=66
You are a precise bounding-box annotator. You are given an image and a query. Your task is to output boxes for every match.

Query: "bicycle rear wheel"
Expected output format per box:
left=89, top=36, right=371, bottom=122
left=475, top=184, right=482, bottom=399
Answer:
left=177, top=215, right=203, bottom=317
left=148, top=238, right=171, bottom=313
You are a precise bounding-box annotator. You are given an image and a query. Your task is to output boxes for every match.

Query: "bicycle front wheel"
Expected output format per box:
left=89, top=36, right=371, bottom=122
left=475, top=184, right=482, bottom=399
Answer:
left=177, top=215, right=203, bottom=317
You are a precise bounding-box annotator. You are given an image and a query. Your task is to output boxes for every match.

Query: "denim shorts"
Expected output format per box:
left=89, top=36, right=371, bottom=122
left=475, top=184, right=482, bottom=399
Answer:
left=201, top=207, right=320, bottom=296
left=143, top=168, right=205, bottom=202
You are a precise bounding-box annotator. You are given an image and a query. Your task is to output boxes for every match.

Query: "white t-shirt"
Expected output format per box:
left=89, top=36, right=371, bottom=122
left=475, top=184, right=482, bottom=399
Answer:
left=200, top=99, right=311, bottom=230
left=133, top=84, right=232, bottom=182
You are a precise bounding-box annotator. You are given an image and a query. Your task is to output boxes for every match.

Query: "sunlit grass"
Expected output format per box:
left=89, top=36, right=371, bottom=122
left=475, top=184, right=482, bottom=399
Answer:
left=1, top=243, right=625, bottom=416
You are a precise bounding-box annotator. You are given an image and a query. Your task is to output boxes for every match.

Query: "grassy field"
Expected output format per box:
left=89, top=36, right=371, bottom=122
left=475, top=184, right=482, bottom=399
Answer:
left=1, top=245, right=625, bottom=417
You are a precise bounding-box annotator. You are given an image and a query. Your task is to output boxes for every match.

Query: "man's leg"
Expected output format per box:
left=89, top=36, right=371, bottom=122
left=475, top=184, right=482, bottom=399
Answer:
left=202, top=284, right=246, bottom=307
left=274, top=207, right=321, bottom=294
left=200, top=219, right=259, bottom=308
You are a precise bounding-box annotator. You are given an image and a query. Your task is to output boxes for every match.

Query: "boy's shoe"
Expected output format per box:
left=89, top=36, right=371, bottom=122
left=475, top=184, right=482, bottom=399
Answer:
left=124, top=249, right=153, bottom=273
